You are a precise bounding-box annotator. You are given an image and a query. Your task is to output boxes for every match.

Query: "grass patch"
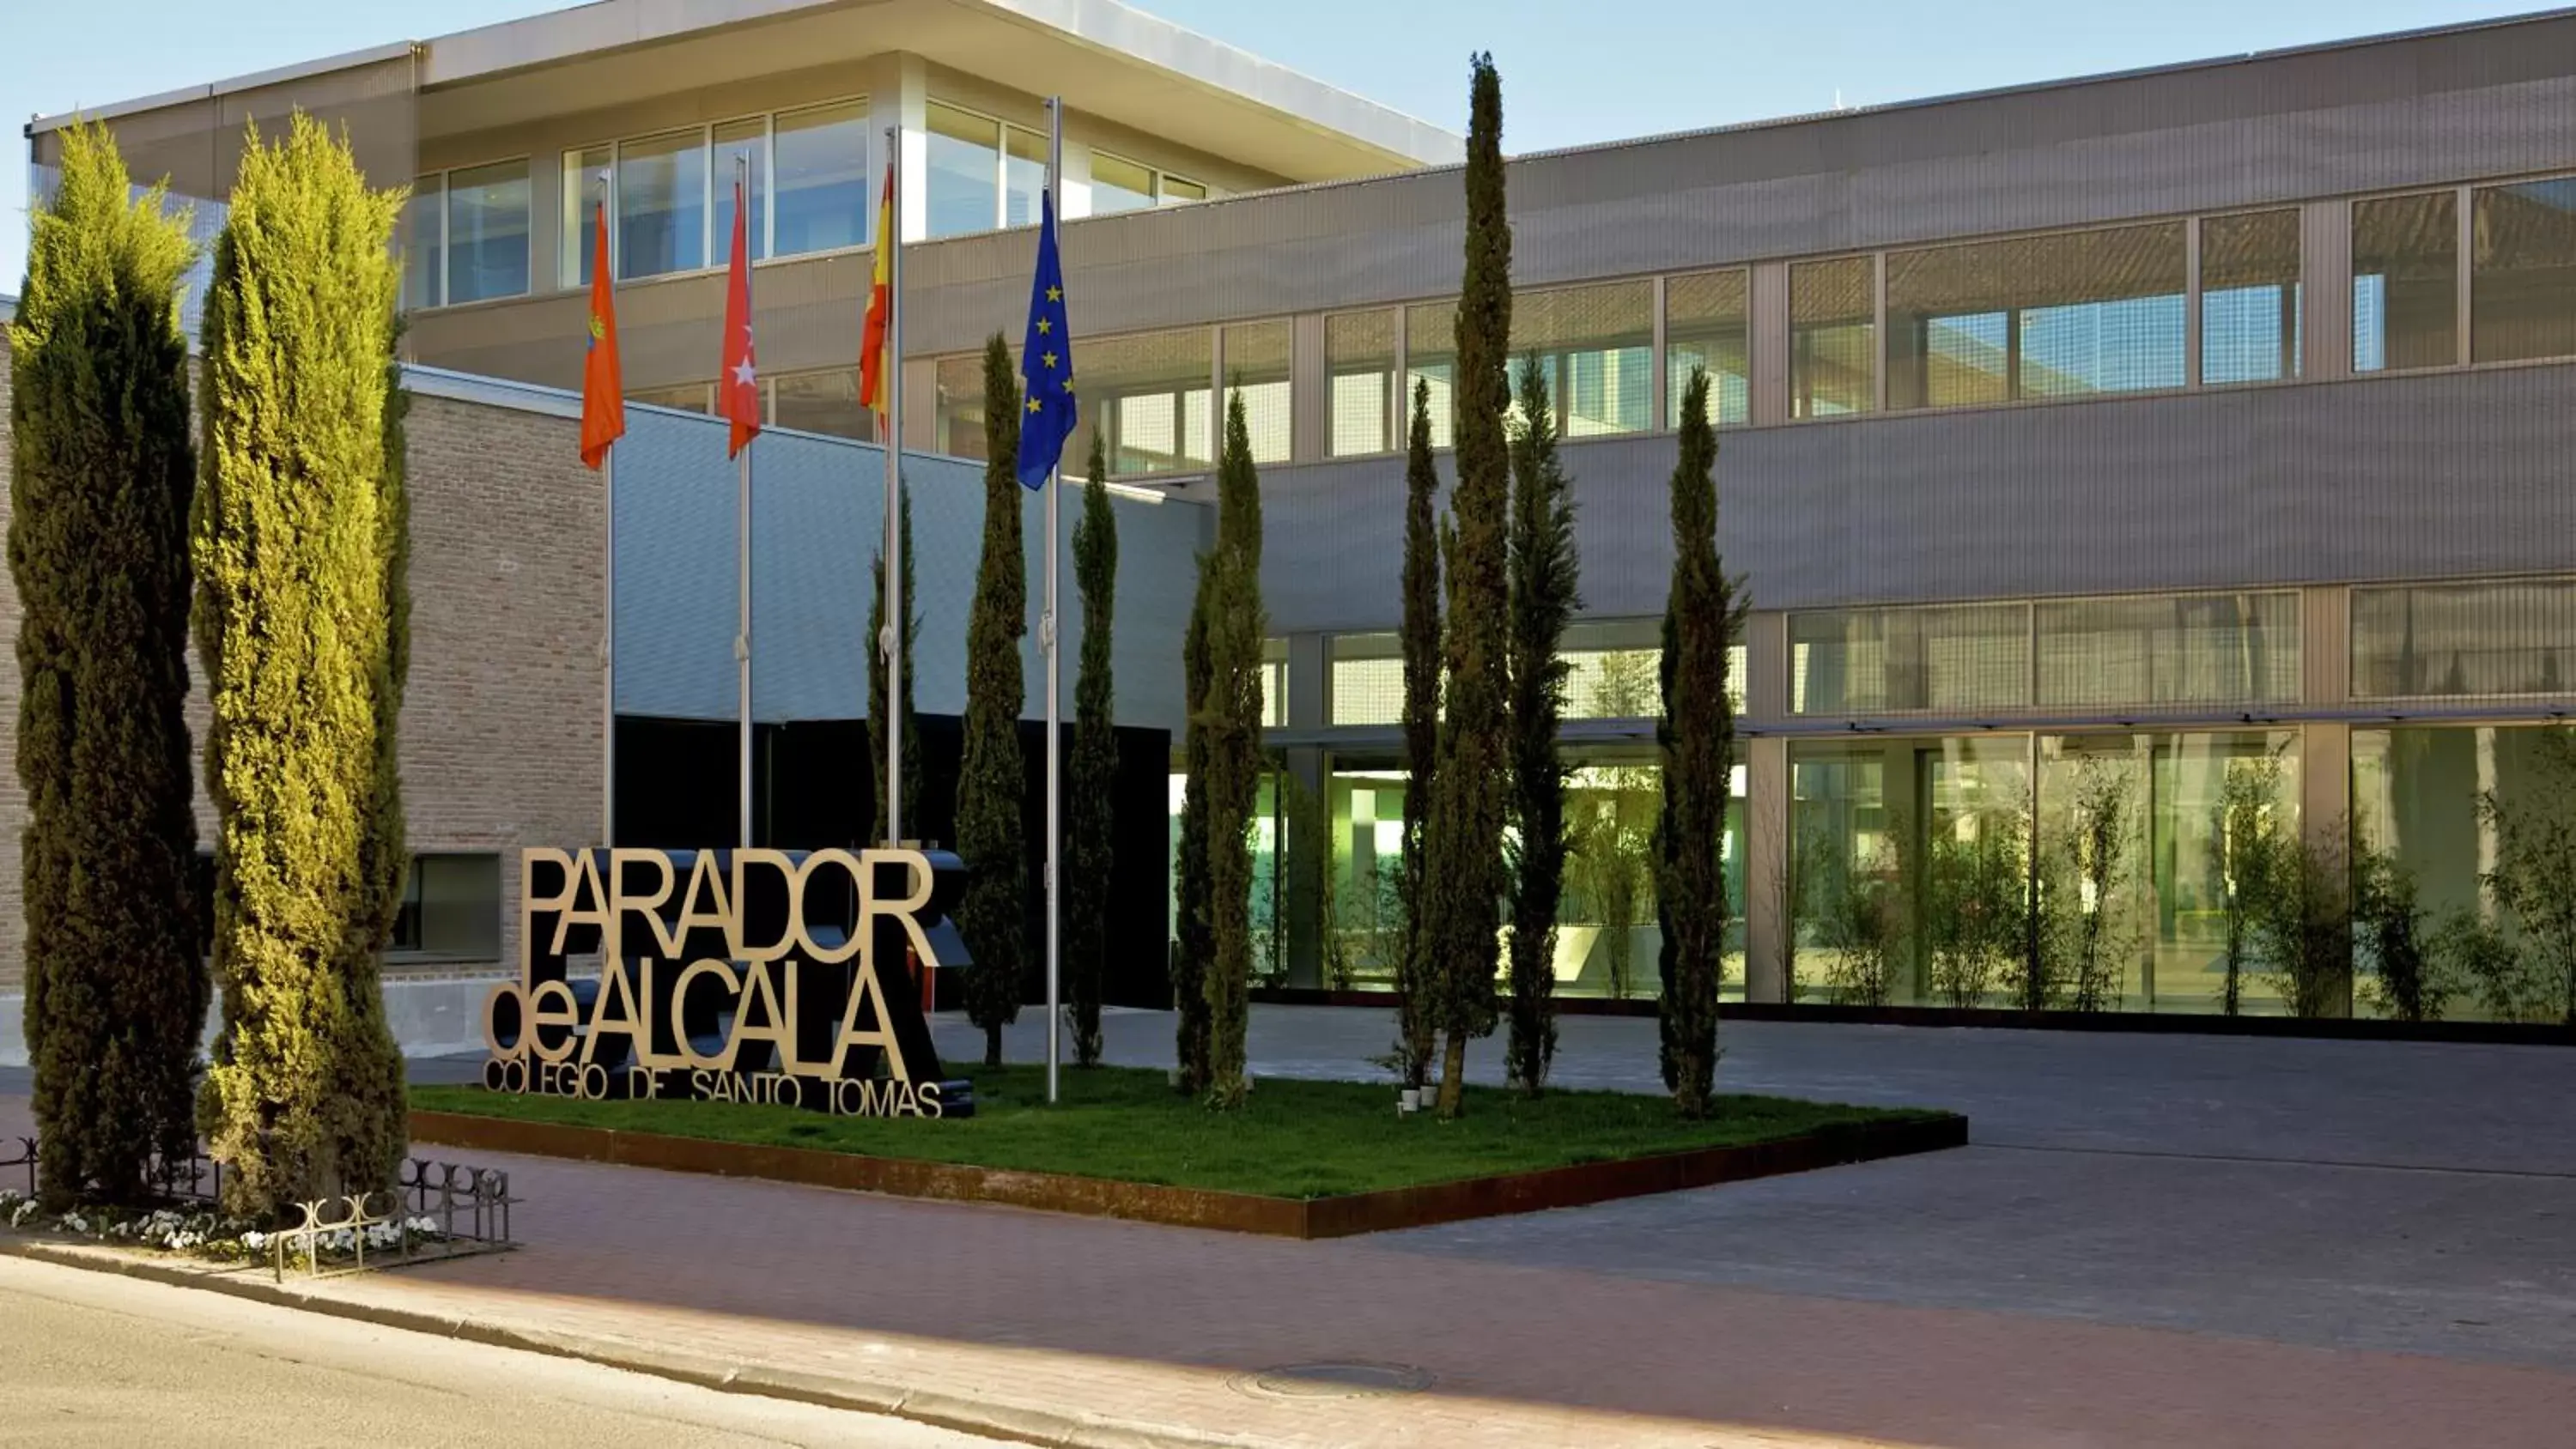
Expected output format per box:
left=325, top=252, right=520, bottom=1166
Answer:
left=411, top=1065, right=1943, bottom=1199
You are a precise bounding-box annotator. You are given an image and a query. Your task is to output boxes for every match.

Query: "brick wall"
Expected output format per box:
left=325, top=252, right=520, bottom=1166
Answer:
left=0, top=357, right=603, bottom=994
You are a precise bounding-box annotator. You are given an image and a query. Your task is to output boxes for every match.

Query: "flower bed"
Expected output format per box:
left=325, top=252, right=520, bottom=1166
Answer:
left=0, top=1189, right=447, bottom=1266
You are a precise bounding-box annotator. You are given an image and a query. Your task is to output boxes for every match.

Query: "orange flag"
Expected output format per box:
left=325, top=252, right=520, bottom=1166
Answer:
left=578, top=199, right=624, bottom=470
left=719, top=177, right=761, bottom=458
left=858, top=164, right=896, bottom=420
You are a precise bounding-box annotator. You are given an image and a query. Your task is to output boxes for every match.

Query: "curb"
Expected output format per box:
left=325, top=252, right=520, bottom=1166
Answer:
left=0, top=1234, right=1252, bottom=1449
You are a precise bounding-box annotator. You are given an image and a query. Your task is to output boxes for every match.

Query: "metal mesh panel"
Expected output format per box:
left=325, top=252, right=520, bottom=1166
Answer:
left=1887, top=221, right=2186, bottom=409
left=1082, top=326, right=1214, bottom=477
left=1328, top=632, right=1404, bottom=725
left=2353, top=578, right=2576, bottom=699
left=1791, top=603, right=2030, bottom=714
left=1326, top=309, right=1397, bottom=457
left=1403, top=300, right=1457, bottom=449
left=2471, top=176, right=2576, bottom=365
left=1666, top=269, right=1750, bottom=427
left=2354, top=191, right=2459, bottom=372
left=1224, top=319, right=1292, bottom=464
left=2036, top=591, right=2300, bottom=709
left=1790, top=258, right=1874, bottom=417
left=2201, top=210, right=2302, bottom=385
left=1512, top=280, right=1653, bottom=438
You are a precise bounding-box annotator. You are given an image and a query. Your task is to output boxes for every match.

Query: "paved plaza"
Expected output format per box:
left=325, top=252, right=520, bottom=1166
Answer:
left=7, top=1006, right=2575, bottom=1446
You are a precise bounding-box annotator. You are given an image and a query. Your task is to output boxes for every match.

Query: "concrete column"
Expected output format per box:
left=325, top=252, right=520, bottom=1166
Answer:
left=1748, top=262, right=1791, bottom=427
left=1291, top=312, right=1327, bottom=464
left=1744, top=735, right=1790, bottom=1003
left=2300, top=198, right=2353, bottom=382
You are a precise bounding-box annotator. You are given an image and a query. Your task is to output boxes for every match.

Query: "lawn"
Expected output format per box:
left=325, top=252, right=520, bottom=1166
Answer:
left=410, top=1065, right=1945, bottom=1199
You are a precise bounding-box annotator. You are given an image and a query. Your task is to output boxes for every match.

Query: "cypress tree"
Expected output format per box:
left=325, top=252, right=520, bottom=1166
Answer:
left=1394, top=379, right=1441, bottom=1088
left=1420, top=53, right=1513, bottom=1119
left=867, top=484, right=922, bottom=845
left=1200, top=389, right=1267, bottom=1108
left=1658, top=367, right=1735, bottom=1118
left=1504, top=355, right=1579, bottom=1095
left=9, top=124, right=205, bottom=1210
left=1066, top=430, right=1119, bottom=1067
left=1170, top=561, right=1215, bottom=1094
left=194, top=114, right=411, bottom=1213
left=957, top=335, right=1027, bottom=1068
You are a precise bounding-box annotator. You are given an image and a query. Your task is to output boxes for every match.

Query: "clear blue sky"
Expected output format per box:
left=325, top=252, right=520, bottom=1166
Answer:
left=0, top=0, right=2543, bottom=288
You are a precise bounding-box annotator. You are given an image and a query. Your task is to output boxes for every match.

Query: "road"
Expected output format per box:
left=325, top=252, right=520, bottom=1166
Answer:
left=0, top=1254, right=1005, bottom=1449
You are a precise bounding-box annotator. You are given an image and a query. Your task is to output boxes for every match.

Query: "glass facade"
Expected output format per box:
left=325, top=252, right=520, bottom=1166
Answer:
left=2035, top=592, right=2300, bottom=709
left=772, top=367, right=872, bottom=441
left=934, top=349, right=1002, bottom=460
left=1666, top=269, right=1750, bottom=427
left=2353, top=578, right=2576, bottom=698
left=1225, top=320, right=1293, bottom=464
left=1791, top=257, right=1875, bottom=416
left=1792, top=603, right=2030, bottom=714
left=773, top=101, right=872, bottom=256
left=404, top=176, right=442, bottom=310
left=1090, top=150, right=1207, bottom=215
left=407, top=161, right=532, bottom=309
left=558, top=147, right=611, bottom=288
left=712, top=118, right=769, bottom=263
left=1404, top=300, right=1458, bottom=449
left=1510, top=281, right=1654, bottom=437
left=1887, top=221, right=2187, bottom=409
left=1327, top=310, right=1398, bottom=457
left=2471, top=176, right=2576, bottom=365
left=2354, top=190, right=2458, bottom=372
left=1081, top=327, right=1214, bottom=477
left=2201, top=209, right=2302, bottom=385
left=619, top=128, right=708, bottom=278
left=925, top=101, right=1046, bottom=238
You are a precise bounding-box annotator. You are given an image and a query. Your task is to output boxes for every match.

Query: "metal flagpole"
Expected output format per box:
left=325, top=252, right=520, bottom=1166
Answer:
left=882, top=124, right=904, bottom=847
left=599, top=174, right=617, bottom=850
left=1043, top=95, right=1064, bottom=1104
left=737, top=153, right=756, bottom=852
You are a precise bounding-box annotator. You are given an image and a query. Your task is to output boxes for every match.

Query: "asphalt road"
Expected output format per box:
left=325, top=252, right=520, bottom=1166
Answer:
left=0, top=1255, right=1005, bottom=1449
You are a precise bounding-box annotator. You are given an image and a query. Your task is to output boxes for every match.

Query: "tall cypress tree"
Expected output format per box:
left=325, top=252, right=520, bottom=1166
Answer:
left=957, top=336, right=1028, bottom=1068
left=1658, top=367, right=1735, bottom=1118
left=1504, top=355, right=1579, bottom=1095
left=1420, top=53, right=1513, bottom=1119
left=1170, top=561, right=1215, bottom=1094
left=867, top=485, right=921, bottom=846
left=194, top=115, right=411, bottom=1213
left=9, top=124, right=204, bottom=1210
left=1394, top=379, right=1441, bottom=1088
left=1201, top=389, right=1267, bottom=1108
left=1066, top=431, right=1119, bottom=1067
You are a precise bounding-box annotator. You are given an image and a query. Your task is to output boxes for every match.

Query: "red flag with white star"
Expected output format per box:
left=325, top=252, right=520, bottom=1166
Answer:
left=719, top=177, right=760, bottom=458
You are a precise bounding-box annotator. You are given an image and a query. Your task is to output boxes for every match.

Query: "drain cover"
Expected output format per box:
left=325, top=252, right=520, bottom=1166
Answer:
left=1233, top=1361, right=1436, bottom=1400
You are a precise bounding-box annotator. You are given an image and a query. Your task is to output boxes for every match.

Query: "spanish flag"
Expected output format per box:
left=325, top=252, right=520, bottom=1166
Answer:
left=578, top=199, right=624, bottom=470
left=858, top=165, right=896, bottom=419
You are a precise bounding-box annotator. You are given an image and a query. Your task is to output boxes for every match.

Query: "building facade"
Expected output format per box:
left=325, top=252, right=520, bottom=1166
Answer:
left=11, top=1, right=2576, bottom=1034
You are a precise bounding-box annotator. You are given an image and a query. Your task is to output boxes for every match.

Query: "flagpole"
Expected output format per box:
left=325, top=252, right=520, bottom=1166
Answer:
left=600, top=193, right=617, bottom=850
left=1043, top=95, right=1065, bottom=1106
left=882, top=124, right=904, bottom=848
left=736, top=153, right=756, bottom=853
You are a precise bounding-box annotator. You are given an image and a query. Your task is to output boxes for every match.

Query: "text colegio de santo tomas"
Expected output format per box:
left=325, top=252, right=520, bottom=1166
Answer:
left=481, top=846, right=960, bottom=1119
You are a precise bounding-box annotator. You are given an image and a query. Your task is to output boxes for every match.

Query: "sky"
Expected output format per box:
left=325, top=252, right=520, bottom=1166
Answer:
left=0, top=0, right=2544, bottom=288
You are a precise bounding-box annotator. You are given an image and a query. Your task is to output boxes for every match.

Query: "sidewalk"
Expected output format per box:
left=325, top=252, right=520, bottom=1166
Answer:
left=7, top=1090, right=2573, bottom=1449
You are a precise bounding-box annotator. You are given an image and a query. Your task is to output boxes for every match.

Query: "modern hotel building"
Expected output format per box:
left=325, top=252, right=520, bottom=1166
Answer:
left=5, top=0, right=2575, bottom=1042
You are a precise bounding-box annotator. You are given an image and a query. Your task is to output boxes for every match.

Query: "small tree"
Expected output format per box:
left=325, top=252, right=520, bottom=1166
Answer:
left=195, top=115, right=411, bottom=1216
left=1065, top=431, right=1119, bottom=1066
left=867, top=486, right=922, bottom=846
left=1503, top=355, right=1580, bottom=1094
left=1394, top=379, right=1442, bottom=1087
left=2061, top=754, right=2140, bottom=1014
left=2435, top=909, right=2550, bottom=1022
left=1808, top=822, right=1908, bottom=1008
left=2213, top=754, right=2285, bottom=1016
left=10, top=123, right=205, bottom=1209
left=1200, top=388, right=1268, bottom=1107
left=1569, top=653, right=1657, bottom=1002
left=956, top=335, right=1026, bottom=1067
left=2480, top=725, right=2576, bottom=1025
left=1657, top=367, right=1735, bottom=1118
left=1926, top=801, right=2023, bottom=1009
left=1170, top=561, right=1215, bottom=1094
left=2245, top=822, right=2352, bottom=1020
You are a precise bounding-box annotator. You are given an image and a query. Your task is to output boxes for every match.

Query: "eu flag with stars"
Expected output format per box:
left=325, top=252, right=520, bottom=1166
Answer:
left=1017, top=189, right=1077, bottom=490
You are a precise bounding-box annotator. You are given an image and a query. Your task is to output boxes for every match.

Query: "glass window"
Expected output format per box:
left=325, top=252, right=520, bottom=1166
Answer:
left=712, top=118, right=768, bottom=264
left=442, top=161, right=531, bottom=306
left=1325, top=762, right=1411, bottom=987
left=2354, top=191, right=2458, bottom=372
left=1262, top=639, right=1288, bottom=728
left=1791, top=603, right=2029, bottom=714
left=1791, top=257, right=1875, bottom=416
left=403, top=174, right=442, bottom=309
left=1887, top=221, right=2186, bottom=409
left=1403, top=300, right=1457, bottom=449
left=628, top=382, right=712, bottom=414
left=1327, top=310, right=1397, bottom=457
left=559, top=147, right=611, bottom=288
left=1789, top=739, right=1906, bottom=1004
left=1224, top=319, right=1293, bottom=464
left=926, top=103, right=1001, bottom=238
left=2036, top=592, right=2300, bottom=709
left=773, top=101, right=870, bottom=258
left=1082, top=327, right=1214, bottom=477
left=1666, top=269, right=1749, bottom=428
left=772, top=367, right=872, bottom=440
left=1328, top=633, right=1403, bottom=725
left=935, top=351, right=998, bottom=460
left=2353, top=578, right=2576, bottom=698
left=1091, top=152, right=1154, bottom=215
left=1161, top=175, right=1207, bottom=205
left=2472, top=176, right=2576, bottom=365
left=392, top=854, right=501, bottom=959
left=619, top=128, right=708, bottom=279
left=1512, top=280, right=1653, bottom=437
left=2201, top=210, right=2302, bottom=385
left=1005, top=125, right=1048, bottom=229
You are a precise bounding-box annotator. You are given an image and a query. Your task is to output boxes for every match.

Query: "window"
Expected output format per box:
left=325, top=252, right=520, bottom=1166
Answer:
left=925, top=101, right=1048, bottom=238
left=1558, top=620, right=1750, bottom=718
left=392, top=854, right=502, bottom=959
left=558, top=147, right=611, bottom=288
left=1089, top=150, right=1209, bottom=215
left=628, top=382, right=713, bottom=413
left=934, top=349, right=1002, bottom=460
left=1887, top=222, right=2186, bottom=410
left=711, top=118, right=768, bottom=263
left=2354, top=191, right=2458, bottom=372
left=1512, top=281, right=1653, bottom=437
left=2201, top=210, right=2302, bottom=385
left=1326, top=310, right=1398, bottom=457
left=774, top=102, right=872, bottom=257
left=619, top=128, right=708, bottom=279
left=1792, top=603, right=2029, bottom=714
left=1329, top=633, right=1404, bottom=725
left=1790, top=257, right=1875, bottom=416
left=2472, top=176, right=2576, bottom=365
left=2353, top=578, right=2576, bottom=698
left=1081, top=327, right=1214, bottom=477
left=1161, top=176, right=1208, bottom=205
left=1224, top=320, right=1292, bottom=464
left=404, top=161, right=532, bottom=309
left=2035, top=592, right=2300, bottom=709
left=1403, top=300, right=1457, bottom=448
left=1262, top=640, right=1288, bottom=728
left=1666, top=269, right=1749, bottom=428
left=772, top=368, right=872, bottom=441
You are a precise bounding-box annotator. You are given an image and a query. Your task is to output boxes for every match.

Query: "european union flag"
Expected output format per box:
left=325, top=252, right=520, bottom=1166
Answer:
left=1017, top=189, right=1077, bottom=490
